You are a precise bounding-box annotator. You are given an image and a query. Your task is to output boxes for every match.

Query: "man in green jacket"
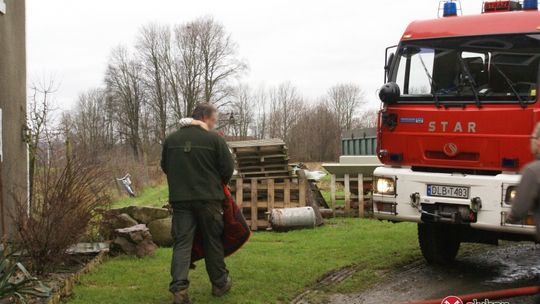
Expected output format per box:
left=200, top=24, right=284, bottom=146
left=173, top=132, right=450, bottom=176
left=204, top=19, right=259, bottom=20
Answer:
left=161, top=103, right=234, bottom=304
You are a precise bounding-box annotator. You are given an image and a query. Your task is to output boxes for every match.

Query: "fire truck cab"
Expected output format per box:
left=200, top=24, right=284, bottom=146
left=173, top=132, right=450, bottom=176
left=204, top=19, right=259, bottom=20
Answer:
left=374, top=0, right=540, bottom=264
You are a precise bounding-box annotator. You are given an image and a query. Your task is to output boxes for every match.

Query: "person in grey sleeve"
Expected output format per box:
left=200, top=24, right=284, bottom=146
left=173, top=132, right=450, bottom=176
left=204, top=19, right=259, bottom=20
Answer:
left=508, top=122, right=540, bottom=237
left=508, top=123, right=540, bottom=304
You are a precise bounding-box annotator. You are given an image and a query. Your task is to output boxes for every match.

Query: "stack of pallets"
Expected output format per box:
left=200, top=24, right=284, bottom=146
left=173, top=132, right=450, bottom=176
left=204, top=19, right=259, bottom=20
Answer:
left=228, top=139, right=291, bottom=179
left=230, top=177, right=307, bottom=231
left=228, top=139, right=308, bottom=230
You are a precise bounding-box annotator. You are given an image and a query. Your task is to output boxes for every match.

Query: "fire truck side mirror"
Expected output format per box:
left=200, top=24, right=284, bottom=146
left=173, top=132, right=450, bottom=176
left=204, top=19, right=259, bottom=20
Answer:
left=385, top=53, right=395, bottom=81
left=379, top=82, right=401, bottom=104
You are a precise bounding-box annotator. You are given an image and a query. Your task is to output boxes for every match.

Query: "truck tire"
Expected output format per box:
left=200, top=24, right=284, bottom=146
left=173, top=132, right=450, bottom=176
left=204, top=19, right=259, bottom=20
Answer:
left=418, top=223, right=461, bottom=265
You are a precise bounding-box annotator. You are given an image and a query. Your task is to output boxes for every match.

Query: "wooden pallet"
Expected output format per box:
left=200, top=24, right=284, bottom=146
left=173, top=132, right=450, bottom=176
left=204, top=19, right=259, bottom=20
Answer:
left=234, top=149, right=288, bottom=157
left=240, top=164, right=290, bottom=172
left=228, top=138, right=287, bottom=149
left=239, top=171, right=292, bottom=179
left=230, top=140, right=287, bottom=155
left=228, top=138, right=292, bottom=179
left=236, top=156, right=289, bottom=166
left=330, top=174, right=373, bottom=218
left=230, top=177, right=307, bottom=230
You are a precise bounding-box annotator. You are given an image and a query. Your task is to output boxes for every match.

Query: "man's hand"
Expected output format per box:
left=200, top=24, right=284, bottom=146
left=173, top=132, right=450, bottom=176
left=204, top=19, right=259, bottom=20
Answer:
left=192, top=119, right=209, bottom=131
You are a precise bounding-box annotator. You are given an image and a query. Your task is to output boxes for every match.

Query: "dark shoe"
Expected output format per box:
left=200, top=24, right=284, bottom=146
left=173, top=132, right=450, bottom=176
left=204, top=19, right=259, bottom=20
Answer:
left=212, top=277, right=232, bottom=297
left=172, top=289, right=192, bottom=304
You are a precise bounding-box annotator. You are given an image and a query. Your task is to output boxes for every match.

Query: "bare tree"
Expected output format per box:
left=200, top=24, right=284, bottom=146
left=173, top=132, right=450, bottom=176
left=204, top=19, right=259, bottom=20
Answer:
left=268, top=82, right=304, bottom=144
left=26, top=77, right=58, bottom=206
left=136, top=24, right=171, bottom=143
left=196, top=16, right=247, bottom=105
left=171, top=22, right=203, bottom=119
left=354, top=108, right=379, bottom=129
left=72, top=88, right=113, bottom=154
left=326, top=83, right=365, bottom=132
left=228, top=84, right=254, bottom=139
left=289, top=102, right=341, bottom=161
left=168, top=17, right=247, bottom=121
left=251, top=86, right=268, bottom=139
left=105, top=46, right=146, bottom=160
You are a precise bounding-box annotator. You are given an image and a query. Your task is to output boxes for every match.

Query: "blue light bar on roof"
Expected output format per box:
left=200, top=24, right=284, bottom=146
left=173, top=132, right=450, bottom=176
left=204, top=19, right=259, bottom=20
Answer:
left=443, top=1, right=458, bottom=16
left=523, top=0, right=538, bottom=10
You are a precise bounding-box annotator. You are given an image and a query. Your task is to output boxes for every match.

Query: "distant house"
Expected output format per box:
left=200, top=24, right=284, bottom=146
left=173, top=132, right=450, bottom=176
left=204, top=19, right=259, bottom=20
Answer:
left=0, top=0, right=28, bottom=239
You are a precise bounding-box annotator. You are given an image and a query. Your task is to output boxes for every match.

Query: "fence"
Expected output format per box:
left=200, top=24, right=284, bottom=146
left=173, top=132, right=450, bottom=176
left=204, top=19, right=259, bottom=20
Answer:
left=329, top=173, right=373, bottom=218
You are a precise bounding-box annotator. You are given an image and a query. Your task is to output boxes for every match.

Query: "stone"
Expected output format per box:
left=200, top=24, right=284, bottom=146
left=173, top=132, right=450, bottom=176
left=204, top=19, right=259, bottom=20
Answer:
left=111, top=224, right=157, bottom=257
left=135, top=239, right=158, bottom=258
left=111, top=236, right=136, bottom=256
left=117, top=206, right=170, bottom=224
left=148, top=217, right=173, bottom=247
left=116, top=224, right=148, bottom=235
left=116, top=213, right=139, bottom=227
left=100, top=212, right=139, bottom=240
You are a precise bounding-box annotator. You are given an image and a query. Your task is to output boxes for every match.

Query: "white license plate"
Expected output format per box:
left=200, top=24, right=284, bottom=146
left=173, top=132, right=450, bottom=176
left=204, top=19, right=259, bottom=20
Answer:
left=427, top=184, right=470, bottom=199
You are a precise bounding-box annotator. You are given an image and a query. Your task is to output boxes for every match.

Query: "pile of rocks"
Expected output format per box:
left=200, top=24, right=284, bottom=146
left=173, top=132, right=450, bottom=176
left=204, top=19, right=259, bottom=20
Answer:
left=101, top=206, right=174, bottom=256
left=112, top=224, right=158, bottom=257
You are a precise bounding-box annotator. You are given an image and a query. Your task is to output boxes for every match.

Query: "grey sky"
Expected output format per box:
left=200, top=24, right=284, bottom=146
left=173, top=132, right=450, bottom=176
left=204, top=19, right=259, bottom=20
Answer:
left=27, top=0, right=486, bottom=110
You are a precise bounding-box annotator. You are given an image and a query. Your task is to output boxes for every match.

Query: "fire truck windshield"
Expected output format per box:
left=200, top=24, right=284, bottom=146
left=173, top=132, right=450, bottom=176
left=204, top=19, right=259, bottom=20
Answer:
left=391, top=33, right=540, bottom=105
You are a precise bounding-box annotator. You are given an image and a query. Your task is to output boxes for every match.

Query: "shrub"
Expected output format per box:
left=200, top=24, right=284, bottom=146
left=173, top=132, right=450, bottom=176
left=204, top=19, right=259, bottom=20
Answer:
left=12, top=157, right=110, bottom=274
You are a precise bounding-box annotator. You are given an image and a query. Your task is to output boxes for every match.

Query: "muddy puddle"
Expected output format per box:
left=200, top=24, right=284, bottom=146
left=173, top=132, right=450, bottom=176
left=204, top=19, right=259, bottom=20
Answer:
left=328, top=243, right=540, bottom=304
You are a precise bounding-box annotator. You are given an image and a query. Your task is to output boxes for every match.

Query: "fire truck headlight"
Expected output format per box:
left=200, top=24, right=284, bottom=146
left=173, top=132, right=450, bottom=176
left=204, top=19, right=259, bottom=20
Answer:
left=504, top=186, right=517, bottom=205
left=375, top=177, right=396, bottom=195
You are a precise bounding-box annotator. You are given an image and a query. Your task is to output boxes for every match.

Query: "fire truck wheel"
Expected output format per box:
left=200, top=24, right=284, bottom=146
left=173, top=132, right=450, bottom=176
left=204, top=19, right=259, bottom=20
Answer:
left=418, top=223, right=461, bottom=265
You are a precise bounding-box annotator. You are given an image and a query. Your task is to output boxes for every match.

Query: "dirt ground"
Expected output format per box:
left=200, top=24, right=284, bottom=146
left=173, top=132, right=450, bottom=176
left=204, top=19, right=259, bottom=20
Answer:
left=328, top=243, right=540, bottom=304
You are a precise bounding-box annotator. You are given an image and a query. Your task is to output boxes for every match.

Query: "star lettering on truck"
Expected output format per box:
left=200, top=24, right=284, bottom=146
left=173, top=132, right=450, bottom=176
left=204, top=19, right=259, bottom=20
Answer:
left=428, top=121, right=477, bottom=133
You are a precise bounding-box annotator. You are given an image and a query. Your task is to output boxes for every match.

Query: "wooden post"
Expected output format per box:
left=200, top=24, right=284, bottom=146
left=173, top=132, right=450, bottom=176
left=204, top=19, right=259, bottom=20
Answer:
left=299, top=176, right=306, bottom=207
left=268, top=179, right=275, bottom=211
left=267, top=179, right=275, bottom=229
left=330, top=174, right=336, bottom=214
left=344, top=174, right=351, bottom=216
left=358, top=174, right=365, bottom=218
left=284, top=178, right=291, bottom=208
left=251, top=179, right=258, bottom=231
left=236, top=178, right=243, bottom=208
left=297, top=170, right=323, bottom=226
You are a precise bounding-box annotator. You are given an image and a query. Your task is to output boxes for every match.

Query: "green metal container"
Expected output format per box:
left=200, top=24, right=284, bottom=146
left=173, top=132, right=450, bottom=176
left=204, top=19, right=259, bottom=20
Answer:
left=341, top=128, right=377, bottom=156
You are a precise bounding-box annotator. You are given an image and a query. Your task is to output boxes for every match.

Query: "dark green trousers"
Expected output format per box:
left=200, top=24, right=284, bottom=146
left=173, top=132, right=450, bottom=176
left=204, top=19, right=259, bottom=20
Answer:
left=169, top=200, right=228, bottom=293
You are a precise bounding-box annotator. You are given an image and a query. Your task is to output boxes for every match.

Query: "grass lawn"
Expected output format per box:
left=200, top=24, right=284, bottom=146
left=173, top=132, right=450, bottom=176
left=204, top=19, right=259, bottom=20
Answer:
left=71, top=180, right=421, bottom=303
left=67, top=218, right=420, bottom=304
left=318, top=171, right=345, bottom=207
left=112, top=184, right=169, bottom=208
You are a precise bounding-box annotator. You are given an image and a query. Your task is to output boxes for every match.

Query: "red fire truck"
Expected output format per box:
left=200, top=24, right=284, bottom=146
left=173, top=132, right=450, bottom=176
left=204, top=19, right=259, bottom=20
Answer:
left=374, top=0, right=540, bottom=264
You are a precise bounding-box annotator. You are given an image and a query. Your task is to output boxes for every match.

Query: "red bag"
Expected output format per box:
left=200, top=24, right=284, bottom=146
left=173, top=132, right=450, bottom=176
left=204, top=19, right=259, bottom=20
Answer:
left=191, top=185, right=251, bottom=262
